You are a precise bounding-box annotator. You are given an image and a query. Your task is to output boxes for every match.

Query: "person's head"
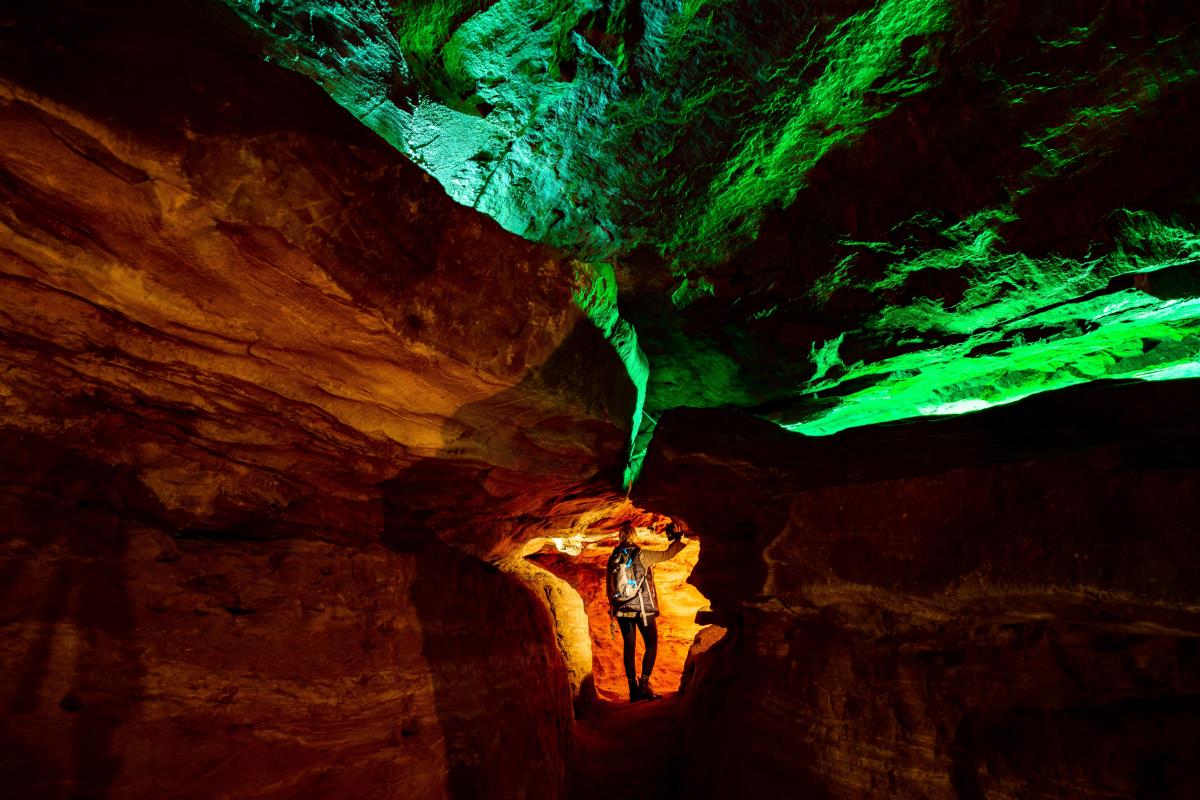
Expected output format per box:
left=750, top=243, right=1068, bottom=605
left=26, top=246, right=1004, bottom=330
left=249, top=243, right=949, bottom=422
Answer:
left=618, top=520, right=636, bottom=544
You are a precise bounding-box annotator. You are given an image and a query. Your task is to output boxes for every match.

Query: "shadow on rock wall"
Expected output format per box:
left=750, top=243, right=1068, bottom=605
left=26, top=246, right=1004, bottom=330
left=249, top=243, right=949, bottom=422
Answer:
left=0, top=433, right=155, bottom=798
left=380, top=318, right=637, bottom=798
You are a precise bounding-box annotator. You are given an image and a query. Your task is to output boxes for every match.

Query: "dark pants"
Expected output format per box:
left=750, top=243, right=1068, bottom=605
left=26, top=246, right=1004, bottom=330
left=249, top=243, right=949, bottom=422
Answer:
left=617, top=615, right=658, bottom=680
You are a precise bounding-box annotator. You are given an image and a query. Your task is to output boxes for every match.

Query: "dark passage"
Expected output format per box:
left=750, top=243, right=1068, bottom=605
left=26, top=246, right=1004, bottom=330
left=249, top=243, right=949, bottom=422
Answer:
left=565, top=695, right=688, bottom=800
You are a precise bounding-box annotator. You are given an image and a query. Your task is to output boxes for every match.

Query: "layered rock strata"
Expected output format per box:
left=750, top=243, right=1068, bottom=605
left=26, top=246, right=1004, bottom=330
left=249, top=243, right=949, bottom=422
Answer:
left=640, top=379, right=1200, bottom=799
left=2, top=1, right=1199, bottom=798
left=0, top=437, right=572, bottom=799
left=0, top=2, right=635, bottom=797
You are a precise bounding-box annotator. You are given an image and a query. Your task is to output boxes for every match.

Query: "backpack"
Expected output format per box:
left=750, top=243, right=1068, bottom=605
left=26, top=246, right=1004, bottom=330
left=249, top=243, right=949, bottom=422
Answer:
left=607, top=545, right=647, bottom=610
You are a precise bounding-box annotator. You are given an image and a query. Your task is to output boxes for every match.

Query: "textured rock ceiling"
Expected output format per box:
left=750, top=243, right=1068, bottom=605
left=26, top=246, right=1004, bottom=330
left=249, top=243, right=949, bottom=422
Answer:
left=226, top=0, right=1200, bottom=480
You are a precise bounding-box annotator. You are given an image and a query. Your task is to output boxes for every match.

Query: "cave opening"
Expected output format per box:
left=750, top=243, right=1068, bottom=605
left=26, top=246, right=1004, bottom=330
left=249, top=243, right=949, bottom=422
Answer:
left=522, top=515, right=716, bottom=704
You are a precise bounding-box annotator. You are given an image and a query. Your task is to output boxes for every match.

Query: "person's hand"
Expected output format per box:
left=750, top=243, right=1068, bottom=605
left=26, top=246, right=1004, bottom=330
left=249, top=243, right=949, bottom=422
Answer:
left=666, top=522, right=682, bottom=542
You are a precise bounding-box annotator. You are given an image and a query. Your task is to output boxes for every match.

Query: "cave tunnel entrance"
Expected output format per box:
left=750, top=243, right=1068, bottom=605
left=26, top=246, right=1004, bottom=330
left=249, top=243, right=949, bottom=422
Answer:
left=525, top=516, right=715, bottom=702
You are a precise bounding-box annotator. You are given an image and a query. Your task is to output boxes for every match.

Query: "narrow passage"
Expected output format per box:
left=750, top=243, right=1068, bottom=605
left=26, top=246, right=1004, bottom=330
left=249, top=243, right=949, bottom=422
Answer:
left=564, top=694, right=688, bottom=800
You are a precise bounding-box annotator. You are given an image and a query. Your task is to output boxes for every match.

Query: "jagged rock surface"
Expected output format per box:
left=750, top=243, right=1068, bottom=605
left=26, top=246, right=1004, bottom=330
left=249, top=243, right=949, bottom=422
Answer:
left=225, top=0, right=1200, bottom=442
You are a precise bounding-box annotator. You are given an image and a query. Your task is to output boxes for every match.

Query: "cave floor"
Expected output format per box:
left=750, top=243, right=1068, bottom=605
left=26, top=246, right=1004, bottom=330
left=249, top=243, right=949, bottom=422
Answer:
left=564, top=693, right=687, bottom=800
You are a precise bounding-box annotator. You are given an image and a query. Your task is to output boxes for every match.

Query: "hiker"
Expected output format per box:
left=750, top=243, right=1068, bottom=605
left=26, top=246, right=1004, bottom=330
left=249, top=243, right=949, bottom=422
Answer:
left=606, top=518, right=688, bottom=702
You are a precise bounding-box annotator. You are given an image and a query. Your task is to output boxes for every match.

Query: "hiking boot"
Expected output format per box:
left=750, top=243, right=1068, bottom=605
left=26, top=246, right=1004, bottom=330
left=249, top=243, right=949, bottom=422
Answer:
left=637, top=676, right=660, bottom=701
left=627, top=678, right=640, bottom=703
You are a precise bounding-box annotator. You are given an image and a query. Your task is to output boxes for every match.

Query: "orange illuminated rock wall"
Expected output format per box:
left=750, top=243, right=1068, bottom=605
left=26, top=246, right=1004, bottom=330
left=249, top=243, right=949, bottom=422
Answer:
left=0, top=2, right=629, bottom=797
left=4, top=2, right=1200, bottom=799
left=531, top=530, right=708, bottom=699
left=0, top=0, right=635, bottom=558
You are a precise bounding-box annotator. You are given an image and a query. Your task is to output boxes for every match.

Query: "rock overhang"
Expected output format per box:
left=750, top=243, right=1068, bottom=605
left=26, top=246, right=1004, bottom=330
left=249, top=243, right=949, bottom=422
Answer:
left=221, top=0, right=1200, bottom=471
left=0, top=0, right=640, bottom=558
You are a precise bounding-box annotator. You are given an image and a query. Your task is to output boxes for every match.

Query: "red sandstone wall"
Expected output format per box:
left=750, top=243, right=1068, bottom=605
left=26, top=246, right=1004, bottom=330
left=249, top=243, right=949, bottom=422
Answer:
left=0, top=444, right=573, bottom=799
left=643, top=388, right=1200, bottom=799
left=0, top=4, right=623, bottom=797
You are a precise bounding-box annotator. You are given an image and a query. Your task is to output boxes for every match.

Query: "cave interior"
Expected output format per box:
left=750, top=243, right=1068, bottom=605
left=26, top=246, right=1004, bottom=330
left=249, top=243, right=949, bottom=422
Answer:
left=2, top=0, right=1199, bottom=798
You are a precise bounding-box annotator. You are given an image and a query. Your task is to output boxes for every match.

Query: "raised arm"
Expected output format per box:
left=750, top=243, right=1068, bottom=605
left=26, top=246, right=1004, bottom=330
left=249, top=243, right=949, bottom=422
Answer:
left=638, top=537, right=686, bottom=567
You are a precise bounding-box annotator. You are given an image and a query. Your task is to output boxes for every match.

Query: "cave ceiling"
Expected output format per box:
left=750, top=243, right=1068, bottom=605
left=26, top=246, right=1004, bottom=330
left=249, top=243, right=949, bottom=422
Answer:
left=226, top=0, right=1200, bottom=479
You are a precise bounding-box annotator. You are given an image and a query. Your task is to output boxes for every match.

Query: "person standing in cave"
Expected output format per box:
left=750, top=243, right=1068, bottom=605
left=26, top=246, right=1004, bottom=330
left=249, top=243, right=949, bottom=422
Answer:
left=606, top=519, right=688, bottom=702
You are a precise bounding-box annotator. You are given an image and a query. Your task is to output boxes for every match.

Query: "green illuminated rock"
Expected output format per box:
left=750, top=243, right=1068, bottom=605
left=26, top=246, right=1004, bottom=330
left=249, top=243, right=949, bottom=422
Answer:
left=224, top=0, right=1200, bottom=475
left=572, top=261, right=650, bottom=486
